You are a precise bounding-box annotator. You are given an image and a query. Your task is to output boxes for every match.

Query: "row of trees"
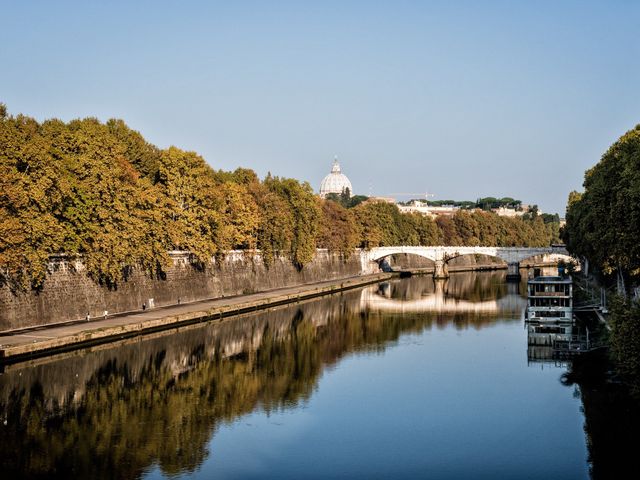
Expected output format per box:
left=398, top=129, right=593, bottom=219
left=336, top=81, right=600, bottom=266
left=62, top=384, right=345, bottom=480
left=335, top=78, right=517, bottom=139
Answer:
left=352, top=201, right=557, bottom=248
left=563, top=124, right=640, bottom=284
left=0, top=105, right=559, bottom=288
left=562, top=123, right=640, bottom=396
left=401, top=196, right=525, bottom=210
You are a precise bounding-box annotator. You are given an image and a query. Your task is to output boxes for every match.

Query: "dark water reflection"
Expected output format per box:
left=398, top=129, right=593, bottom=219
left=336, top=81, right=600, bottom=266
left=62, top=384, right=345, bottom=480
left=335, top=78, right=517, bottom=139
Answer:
left=0, top=271, right=605, bottom=478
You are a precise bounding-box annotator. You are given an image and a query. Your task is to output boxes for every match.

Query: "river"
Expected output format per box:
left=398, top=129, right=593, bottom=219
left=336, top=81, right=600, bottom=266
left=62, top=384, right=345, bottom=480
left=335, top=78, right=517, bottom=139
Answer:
left=0, top=271, right=614, bottom=479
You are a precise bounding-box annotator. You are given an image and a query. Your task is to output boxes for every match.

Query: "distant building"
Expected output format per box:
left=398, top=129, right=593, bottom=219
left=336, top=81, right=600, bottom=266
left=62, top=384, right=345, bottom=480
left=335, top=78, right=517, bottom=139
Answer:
left=398, top=200, right=459, bottom=218
left=398, top=200, right=430, bottom=215
left=491, top=205, right=540, bottom=217
left=319, top=158, right=353, bottom=198
left=492, top=207, right=524, bottom=217
left=365, top=196, right=397, bottom=204
left=426, top=205, right=460, bottom=217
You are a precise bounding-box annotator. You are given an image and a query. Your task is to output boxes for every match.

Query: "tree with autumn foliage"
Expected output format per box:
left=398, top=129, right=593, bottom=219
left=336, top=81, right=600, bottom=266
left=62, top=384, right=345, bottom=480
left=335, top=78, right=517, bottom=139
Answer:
left=317, top=199, right=358, bottom=256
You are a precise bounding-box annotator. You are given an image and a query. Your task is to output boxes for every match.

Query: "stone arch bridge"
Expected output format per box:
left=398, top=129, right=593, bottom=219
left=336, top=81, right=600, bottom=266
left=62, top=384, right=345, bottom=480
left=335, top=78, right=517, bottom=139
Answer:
left=360, top=245, right=571, bottom=280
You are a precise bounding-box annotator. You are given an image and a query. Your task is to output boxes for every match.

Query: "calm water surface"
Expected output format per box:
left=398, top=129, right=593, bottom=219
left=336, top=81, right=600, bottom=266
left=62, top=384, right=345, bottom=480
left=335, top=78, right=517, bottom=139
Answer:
left=0, top=272, right=592, bottom=479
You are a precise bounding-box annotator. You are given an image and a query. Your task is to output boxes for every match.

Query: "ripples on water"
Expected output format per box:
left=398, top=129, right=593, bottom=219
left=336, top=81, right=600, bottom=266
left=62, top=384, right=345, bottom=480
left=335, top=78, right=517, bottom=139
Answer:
left=0, top=271, right=627, bottom=479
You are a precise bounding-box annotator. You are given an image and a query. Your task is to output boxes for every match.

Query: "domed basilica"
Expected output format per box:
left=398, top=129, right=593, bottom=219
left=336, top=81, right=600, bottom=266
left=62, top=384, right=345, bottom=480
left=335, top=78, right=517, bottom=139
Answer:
left=319, top=158, right=353, bottom=198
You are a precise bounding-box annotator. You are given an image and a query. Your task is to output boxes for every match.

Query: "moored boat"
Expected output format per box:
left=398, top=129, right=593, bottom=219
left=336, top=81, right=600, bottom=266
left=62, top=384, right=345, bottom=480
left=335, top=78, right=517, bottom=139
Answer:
left=526, top=274, right=573, bottom=323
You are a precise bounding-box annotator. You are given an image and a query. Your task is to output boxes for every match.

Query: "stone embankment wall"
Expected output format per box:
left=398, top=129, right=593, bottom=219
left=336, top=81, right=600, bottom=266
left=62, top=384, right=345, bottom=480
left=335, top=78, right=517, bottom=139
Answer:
left=0, top=249, right=361, bottom=331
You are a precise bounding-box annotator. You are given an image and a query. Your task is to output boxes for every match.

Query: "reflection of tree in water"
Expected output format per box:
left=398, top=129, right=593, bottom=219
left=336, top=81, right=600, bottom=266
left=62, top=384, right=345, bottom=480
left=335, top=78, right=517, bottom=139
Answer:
left=562, top=350, right=640, bottom=479
left=0, top=279, right=518, bottom=479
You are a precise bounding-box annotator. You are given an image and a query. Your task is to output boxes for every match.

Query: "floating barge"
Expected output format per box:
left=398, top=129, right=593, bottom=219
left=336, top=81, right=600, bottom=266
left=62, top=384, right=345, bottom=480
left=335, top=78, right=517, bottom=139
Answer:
left=526, top=275, right=573, bottom=323
left=525, top=272, right=604, bottom=362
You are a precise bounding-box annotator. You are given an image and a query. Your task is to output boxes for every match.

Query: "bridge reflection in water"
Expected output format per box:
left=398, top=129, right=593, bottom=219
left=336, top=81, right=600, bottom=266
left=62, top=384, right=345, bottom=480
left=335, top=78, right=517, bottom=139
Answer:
left=360, top=277, right=526, bottom=316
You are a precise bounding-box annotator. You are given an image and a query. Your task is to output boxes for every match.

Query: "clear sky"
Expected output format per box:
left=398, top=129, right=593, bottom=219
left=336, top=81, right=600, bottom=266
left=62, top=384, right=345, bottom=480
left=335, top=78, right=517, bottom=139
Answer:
left=1, top=1, right=639, bottom=214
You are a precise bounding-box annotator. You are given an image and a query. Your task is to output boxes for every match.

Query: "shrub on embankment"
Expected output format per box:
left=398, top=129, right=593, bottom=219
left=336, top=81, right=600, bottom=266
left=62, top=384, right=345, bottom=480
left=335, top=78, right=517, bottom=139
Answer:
left=0, top=103, right=558, bottom=289
left=609, top=298, right=640, bottom=397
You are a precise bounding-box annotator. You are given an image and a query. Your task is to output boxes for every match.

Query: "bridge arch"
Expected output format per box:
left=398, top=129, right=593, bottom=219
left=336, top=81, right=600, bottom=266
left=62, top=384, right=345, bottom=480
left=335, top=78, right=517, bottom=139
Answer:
left=367, top=247, right=437, bottom=263
left=373, top=252, right=436, bottom=273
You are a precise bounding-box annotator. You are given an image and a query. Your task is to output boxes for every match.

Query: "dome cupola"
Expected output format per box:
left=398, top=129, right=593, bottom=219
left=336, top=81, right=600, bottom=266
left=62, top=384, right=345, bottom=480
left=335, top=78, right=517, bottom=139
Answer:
left=319, top=158, right=353, bottom=198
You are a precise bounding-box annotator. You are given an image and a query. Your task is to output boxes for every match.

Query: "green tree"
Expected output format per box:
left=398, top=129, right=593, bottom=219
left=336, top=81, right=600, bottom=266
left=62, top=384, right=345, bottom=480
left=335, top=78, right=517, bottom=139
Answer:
left=157, top=147, right=221, bottom=262
left=264, top=175, right=320, bottom=267
left=563, top=125, right=640, bottom=279
left=317, top=199, right=358, bottom=255
left=106, top=119, right=163, bottom=182
left=216, top=182, right=259, bottom=250
left=0, top=114, right=66, bottom=287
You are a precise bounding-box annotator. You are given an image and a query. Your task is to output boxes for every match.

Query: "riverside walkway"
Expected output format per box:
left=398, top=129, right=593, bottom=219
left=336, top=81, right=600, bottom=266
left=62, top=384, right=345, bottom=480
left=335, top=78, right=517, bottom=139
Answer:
left=0, top=273, right=391, bottom=364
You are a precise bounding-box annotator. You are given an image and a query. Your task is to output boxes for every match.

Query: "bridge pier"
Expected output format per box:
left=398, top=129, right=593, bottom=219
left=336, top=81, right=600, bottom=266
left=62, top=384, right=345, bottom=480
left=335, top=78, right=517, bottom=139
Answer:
left=434, top=259, right=449, bottom=279
left=506, top=262, right=521, bottom=282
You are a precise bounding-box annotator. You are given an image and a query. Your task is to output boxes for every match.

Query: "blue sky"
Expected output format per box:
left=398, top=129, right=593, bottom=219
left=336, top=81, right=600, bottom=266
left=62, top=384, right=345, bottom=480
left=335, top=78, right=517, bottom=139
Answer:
left=1, top=1, right=639, bottom=214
